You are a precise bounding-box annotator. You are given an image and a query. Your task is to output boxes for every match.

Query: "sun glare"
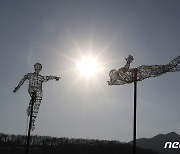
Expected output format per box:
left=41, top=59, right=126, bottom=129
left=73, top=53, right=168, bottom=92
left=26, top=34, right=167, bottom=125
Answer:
left=76, top=57, right=101, bottom=78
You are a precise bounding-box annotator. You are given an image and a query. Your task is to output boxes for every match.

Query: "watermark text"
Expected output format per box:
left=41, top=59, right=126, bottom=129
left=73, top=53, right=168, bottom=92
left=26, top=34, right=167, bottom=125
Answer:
left=164, top=142, right=180, bottom=149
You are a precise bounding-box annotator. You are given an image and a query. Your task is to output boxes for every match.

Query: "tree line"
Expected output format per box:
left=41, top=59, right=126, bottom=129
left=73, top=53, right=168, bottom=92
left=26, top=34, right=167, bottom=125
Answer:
left=0, top=133, right=159, bottom=154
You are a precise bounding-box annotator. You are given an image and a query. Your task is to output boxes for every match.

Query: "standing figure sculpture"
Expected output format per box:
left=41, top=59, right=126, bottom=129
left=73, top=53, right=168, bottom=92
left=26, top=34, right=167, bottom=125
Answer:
left=13, top=63, right=60, bottom=131
left=108, top=55, right=180, bottom=85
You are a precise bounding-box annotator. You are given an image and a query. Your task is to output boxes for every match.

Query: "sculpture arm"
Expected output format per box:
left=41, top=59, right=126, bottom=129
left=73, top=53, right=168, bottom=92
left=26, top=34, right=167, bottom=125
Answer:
left=124, top=55, right=134, bottom=70
left=43, top=75, right=61, bottom=82
left=118, top=55, right=134, bottom=74
left=123, top=62, right=130, bottom=72
left=13, top=74, right=28, bottom=93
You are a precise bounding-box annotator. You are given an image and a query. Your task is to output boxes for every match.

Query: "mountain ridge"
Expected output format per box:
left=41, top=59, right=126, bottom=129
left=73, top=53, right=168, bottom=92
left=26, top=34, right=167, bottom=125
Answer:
left=129, top=132, right=180, bottom=154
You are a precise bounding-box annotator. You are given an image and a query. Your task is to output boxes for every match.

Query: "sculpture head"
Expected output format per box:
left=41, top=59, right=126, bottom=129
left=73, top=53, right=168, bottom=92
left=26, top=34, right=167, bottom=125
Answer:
left=109, top=69, right=119, bottom=81
left=34, top=63, right=42, bottom=74
left=109, top=68, right=127, bottom=82
left=118, top=67, right=126, bottom=76
left=109, top=55, right=134, bottom=82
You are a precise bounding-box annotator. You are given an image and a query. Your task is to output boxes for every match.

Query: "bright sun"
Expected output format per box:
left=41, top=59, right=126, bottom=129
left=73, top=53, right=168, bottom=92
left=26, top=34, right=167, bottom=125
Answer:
left=76, top=57, right=101, bottom=78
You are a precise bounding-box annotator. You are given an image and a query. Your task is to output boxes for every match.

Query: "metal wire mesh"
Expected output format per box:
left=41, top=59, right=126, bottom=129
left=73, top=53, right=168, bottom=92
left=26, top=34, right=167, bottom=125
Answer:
left=13, top=63, right=60, bottom=131
left=108, top=55, right=180, bottom=85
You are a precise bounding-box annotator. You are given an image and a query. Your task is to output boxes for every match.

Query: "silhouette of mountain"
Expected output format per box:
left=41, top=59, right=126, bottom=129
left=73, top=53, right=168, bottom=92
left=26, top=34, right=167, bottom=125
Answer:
left=129, top=132, right=180, bottom=154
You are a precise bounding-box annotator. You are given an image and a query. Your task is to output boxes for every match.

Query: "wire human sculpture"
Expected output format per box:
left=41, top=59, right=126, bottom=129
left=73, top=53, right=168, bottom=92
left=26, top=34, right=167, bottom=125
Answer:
left=13, top=63, right=60, bottom=131
left=108, top=55, right=180, bottom=85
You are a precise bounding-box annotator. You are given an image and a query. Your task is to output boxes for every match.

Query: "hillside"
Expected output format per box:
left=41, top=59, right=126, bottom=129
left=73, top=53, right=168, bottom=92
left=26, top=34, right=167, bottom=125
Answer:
left=0, top=133, right=158, bottom=154
left=129, top=132, right=180, bottom=154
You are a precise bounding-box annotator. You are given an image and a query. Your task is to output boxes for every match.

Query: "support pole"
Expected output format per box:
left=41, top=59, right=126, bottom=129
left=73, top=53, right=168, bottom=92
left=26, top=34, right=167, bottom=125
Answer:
left=133, top=69, right=137, bottom=154
left=25, top=92, right=36, bottom=154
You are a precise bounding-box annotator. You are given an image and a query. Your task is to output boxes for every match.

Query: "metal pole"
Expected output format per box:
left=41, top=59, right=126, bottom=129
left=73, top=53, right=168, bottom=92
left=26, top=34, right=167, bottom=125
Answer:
left=133, top=69, right=137, bottom=154
left=25, top=92, right=36, bottom=154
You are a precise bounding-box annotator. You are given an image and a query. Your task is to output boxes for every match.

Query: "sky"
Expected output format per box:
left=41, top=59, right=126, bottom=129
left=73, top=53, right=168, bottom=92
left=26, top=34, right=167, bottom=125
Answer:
left=0, top=0, right=180, bottom=142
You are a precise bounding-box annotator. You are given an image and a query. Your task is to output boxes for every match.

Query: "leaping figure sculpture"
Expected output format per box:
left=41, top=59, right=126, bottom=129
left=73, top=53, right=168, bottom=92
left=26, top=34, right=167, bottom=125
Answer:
left=108, top=55, right=180, bottom=85
left=108, top=54, right=180, bottom=154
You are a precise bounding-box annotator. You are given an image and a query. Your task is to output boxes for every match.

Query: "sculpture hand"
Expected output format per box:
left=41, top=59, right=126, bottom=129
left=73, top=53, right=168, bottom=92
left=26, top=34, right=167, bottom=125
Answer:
left=13, top=86, right=19, bottom=93
left=126, top=55, right=134, bottom=64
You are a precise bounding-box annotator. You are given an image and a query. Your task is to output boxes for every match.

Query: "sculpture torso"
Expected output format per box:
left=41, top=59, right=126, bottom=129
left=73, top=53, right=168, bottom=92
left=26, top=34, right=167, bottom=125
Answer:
left=26, top=73, right=44, bottom=93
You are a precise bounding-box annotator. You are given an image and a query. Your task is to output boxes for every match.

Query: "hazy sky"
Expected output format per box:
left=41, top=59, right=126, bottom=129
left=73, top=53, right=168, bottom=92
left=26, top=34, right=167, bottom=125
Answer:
left=0, top=0, right=180, bottom=142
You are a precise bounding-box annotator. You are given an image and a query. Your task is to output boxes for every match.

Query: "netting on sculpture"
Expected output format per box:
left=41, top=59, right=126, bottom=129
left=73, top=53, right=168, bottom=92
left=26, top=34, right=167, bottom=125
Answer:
left=108, top=55, right=180, bottom=85
left=13, top=63, right=60, bottom=131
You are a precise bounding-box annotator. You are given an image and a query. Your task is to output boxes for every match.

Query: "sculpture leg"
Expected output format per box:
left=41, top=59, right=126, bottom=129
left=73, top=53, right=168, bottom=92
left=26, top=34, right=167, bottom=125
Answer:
left=169, top=56, right=180, bottom=66
left=26, top=92, right=36, bottom=154
left=169, top=56, right=180, bottom=72
left=27, top=91, right=43, bottom=131
left=137, top=64, right=175, bottom=81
